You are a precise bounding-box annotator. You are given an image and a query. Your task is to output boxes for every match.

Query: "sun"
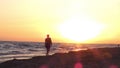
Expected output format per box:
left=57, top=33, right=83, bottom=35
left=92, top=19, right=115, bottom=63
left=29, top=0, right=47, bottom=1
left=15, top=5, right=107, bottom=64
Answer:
left=58, top=16, right=105, bottom=42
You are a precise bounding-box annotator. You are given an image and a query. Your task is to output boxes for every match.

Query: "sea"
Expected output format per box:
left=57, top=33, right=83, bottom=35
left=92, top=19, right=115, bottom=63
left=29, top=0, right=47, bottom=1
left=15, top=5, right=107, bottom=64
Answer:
left=0, top=41, right=119, bottom=63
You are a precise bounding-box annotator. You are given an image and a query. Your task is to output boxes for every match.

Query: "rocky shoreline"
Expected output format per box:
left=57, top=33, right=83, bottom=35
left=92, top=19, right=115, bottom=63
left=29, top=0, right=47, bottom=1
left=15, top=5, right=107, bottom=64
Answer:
left=0, top=47, right=120, bottom=68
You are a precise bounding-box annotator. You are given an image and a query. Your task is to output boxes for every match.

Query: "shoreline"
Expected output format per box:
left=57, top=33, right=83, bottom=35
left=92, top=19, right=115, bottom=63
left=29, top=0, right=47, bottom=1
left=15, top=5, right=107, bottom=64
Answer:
left=0, top=47, right=120, bottom=68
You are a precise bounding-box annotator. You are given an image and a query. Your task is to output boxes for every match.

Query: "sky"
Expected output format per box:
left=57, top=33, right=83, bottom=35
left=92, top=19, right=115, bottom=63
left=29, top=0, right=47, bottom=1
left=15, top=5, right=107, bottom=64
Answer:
left=0, top=0, right=120, bottom=43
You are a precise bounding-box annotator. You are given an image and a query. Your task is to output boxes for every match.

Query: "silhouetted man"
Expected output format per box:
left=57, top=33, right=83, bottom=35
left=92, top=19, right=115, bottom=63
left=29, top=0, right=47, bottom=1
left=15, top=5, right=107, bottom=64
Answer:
left=45, top=34, right=52, bottom=56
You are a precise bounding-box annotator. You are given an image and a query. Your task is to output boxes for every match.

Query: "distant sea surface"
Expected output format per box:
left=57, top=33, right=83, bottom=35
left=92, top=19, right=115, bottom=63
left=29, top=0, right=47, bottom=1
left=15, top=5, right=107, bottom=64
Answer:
left=0, top=41, right=118, bottom=63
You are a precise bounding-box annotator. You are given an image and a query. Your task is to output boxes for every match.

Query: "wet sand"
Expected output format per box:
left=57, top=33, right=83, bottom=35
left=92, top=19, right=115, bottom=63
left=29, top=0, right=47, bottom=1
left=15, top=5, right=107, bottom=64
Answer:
left=0, top=47, right=120, bottom=68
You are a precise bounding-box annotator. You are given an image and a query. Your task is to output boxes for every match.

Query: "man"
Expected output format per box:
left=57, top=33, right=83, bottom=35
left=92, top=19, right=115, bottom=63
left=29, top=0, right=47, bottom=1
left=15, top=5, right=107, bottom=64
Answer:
left=45, top=34, right=52, bottom=56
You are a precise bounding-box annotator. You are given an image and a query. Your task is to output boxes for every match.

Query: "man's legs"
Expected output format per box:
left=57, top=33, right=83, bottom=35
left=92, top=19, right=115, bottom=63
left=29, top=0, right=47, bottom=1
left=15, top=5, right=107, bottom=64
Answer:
left=46, top=46, right=50, bottom=56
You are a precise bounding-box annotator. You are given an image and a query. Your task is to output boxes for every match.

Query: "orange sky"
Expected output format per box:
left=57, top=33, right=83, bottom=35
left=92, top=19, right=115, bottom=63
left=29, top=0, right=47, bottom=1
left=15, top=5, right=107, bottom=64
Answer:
left=0, top=0, right=120, bottom=43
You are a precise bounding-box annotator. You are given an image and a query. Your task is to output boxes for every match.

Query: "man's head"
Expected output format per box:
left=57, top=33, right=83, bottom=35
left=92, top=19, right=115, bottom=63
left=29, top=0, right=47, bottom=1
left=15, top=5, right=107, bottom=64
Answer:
left=47, top=34, right=49, bottom=38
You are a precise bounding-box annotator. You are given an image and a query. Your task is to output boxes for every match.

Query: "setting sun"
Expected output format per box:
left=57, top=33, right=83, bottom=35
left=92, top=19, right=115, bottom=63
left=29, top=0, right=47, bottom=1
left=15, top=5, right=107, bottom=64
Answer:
left=0, top=0, right=120, bottom=43
left=58, top=15, right=105, bottom=42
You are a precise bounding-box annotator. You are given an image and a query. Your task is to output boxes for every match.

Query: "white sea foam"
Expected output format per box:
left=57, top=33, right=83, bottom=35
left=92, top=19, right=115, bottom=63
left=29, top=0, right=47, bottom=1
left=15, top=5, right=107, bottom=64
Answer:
left=0, top=41, right=118, bottom=63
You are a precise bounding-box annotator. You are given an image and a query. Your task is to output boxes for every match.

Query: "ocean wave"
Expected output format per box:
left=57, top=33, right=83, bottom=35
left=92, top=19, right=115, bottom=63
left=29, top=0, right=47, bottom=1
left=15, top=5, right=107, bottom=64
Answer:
left=0, top=41, right=119, bottom=63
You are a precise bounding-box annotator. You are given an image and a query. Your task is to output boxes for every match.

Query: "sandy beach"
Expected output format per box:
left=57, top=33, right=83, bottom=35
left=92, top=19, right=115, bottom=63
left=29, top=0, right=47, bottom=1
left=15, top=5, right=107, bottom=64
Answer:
left=0, top=47, right=120, bottom=68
